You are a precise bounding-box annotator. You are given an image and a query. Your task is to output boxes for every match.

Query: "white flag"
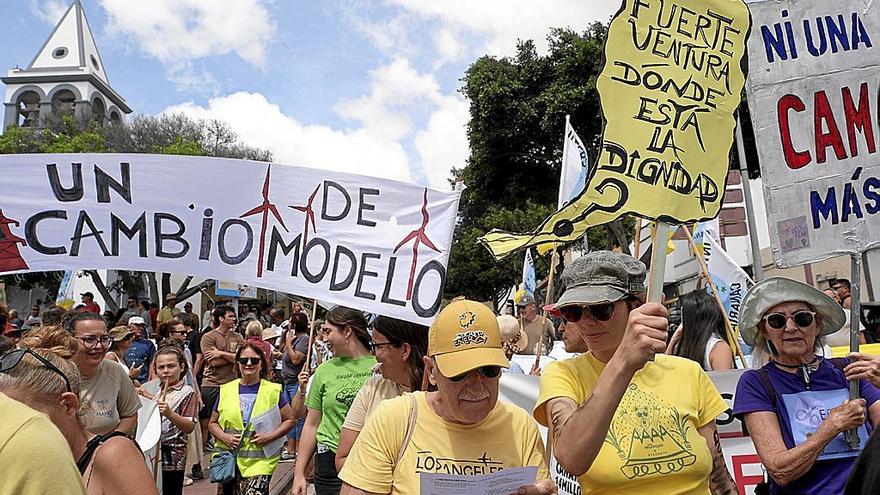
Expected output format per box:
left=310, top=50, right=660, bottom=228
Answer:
left=692, top=219, right=720, bottom=256
left=558, top=120, right=589, bottom=209
left=703, top=235, right=752, bottom=328
left=522, top=249, right=536, bottom=296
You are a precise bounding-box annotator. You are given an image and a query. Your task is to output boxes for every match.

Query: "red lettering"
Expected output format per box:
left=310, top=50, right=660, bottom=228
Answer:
left=842, top=83, right=876, bottom=158
left=814, top=90, right=848, bottom=164
left=778, top=95, right=811, bottom=169
left=732, top=454, right=764, bottom=493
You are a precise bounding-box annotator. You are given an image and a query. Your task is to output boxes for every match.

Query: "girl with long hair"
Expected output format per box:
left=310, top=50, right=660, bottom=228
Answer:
left=334, top=316, right=429, bottom=471
left=667, top=290, right=734, bottom=371
left=291, top=307, right=375, bottom=495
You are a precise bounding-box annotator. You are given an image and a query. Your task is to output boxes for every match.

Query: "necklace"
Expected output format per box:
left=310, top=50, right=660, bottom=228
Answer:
left=773, top=357, right=820, bottom=389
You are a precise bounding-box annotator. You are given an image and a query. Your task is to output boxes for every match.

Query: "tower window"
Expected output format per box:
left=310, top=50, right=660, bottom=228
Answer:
left=52, top=47, right=68, bottom=59
left=90, top=54, right=99, bottom=70
left=91, top=98, right=106, bottom=126
left=51, top=89, right=76, bottom=116
left=16, top=91, right=41, bottom=128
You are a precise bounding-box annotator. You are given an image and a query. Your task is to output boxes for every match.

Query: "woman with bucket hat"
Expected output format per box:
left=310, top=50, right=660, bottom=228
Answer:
left=733, top=277, right=880, bottom=494
left=534, top=251, right=736, bottom=494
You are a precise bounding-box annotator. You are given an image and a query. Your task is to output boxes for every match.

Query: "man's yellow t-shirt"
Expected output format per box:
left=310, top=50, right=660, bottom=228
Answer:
left=0, top=393, right=88, bottom=495
left=534, top=353, right=727, bottom=495
left=339, top=391, right=549, bottom=494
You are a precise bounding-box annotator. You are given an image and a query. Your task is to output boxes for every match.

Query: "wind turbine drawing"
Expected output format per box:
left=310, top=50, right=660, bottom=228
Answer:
left=241, top=164, right=287, bottom=278
left=289, top=184, right=319, bottom=247
left=393, top=188, right=439, bottom=300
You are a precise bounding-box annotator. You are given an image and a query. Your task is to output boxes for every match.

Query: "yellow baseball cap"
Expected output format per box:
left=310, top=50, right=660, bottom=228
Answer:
left=428, top=299, right=509, bottom=377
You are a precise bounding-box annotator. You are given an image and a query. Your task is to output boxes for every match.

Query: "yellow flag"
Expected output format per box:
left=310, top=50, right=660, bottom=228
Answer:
left=480, top=0, right=750, bottom=261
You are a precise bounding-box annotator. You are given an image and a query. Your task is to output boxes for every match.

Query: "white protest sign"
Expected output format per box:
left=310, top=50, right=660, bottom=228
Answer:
left=499, top=368, right=762, bottom=495
left=745, top=0, right=880, bottom=267
left=0, top=154, right=461, bottom=324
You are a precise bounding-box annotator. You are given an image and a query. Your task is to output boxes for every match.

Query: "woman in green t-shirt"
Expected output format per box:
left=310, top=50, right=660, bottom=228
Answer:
left=291, top=306, right=375, bottom=495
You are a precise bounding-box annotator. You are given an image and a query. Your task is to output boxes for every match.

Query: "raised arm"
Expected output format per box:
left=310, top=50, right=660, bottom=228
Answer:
left=551, top=303, right=668, bottom=475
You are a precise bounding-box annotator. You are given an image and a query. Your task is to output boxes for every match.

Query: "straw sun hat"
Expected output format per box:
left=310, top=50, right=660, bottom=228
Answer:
left=739, top=277, right=846, bottom=346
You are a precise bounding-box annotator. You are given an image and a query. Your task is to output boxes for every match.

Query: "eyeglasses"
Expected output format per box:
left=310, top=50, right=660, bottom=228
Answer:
left=76, top=335, right=111, bottom=348
left=369, top=341, right=396, bottom=351
left=763, top=311, right=816, bottom=330
left=237, top=357, right=261, bottom=366
left=448, top=366, right=502, bottom=382
left=559, top=302, right=616, bottom=323
left=0, top=348, right=72, bottom=392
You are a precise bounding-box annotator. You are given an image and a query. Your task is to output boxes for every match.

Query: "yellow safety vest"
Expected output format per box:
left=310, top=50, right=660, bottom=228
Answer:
left=215, top=379, right=283, bottom=477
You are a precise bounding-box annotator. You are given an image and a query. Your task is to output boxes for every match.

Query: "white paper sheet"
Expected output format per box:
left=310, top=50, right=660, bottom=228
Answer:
left=419, top=466, right=538, bottom=495
left=250, top=406, right=286, bottom=457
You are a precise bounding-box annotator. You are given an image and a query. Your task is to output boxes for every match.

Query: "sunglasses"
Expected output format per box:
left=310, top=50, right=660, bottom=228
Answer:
left=0, top=348, right=72, bottom=392
left=763, top=311, right=816, bottom=330
left=448, top=366, right=502, bottom=382
left=559, top=302, right=616, bottom=323
left=237, top=356, right=261, bottom=366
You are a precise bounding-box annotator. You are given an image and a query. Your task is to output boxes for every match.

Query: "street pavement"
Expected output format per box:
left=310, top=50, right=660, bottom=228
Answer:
left=184, top=452, right=300, bottom=495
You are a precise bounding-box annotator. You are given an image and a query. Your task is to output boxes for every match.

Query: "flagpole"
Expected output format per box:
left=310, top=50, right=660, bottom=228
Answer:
left=735, top=114, right=764, bottom=281
left=534, top=245, right=559, bottom=371
left=845, top=253, right=862, bottom=448
left=683, top=225, right=748, bottom=366
left=633, top=218, right=643, bottom=259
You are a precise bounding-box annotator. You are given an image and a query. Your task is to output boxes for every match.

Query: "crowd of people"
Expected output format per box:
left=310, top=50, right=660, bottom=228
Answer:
left=4, top=251, right=880, bottom=494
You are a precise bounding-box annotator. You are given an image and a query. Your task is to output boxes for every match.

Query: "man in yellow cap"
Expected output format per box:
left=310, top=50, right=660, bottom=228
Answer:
left=338, top=299, right=555, bottom=495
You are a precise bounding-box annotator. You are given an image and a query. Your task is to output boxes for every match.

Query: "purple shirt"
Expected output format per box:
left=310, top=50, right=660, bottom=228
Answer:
left=733, top=359, right=880, bottom=494
left=213, top=381, right=289, bottom=422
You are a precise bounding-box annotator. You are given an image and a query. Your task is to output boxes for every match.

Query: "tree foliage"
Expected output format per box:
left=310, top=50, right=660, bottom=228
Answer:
left=447, top=25, right=630, bottom=305
left=0, top=112, right=272, bottom=307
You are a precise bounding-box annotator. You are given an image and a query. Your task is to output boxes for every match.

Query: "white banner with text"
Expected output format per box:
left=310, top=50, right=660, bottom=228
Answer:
left=0, top=154, right=461, bottom=324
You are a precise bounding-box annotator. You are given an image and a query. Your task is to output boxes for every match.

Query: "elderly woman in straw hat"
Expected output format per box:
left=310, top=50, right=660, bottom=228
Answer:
left=733, top=277, right=880, bottom=494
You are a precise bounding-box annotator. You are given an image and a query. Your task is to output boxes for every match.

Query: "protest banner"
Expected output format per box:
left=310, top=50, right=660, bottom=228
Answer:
left=480, top=0, right=752, bottom=260
left=745, top=0, right=880, bottom=267
left=499, top=368, right=762, bottom=495
left=745, top=0, right=880, bottom=443
left=0, top=154, right=460, bottom=325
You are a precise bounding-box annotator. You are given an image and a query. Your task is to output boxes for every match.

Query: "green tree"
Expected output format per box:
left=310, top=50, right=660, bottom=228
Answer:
left=448, top=25, right=627, bottom=306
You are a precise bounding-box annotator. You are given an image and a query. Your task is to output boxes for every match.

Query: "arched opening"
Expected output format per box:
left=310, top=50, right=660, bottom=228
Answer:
left=16, top=91, right=41, bottom=128
left=91, top=97, right=106, bottom=126
left=109, top=111, right=121, bottom=124
left=51, top=89, right=76, bottom=117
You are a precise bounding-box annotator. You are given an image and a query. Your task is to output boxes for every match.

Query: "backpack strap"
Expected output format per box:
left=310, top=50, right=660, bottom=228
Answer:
left=76, top=431, right=129, bottom=474
left=757, top=369, right=778, bottom=409
left=395, top=393, right=418, bottom=465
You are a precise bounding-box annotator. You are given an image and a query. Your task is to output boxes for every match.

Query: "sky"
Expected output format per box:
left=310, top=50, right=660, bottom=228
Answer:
left=2, top=0, right=619, bottom=189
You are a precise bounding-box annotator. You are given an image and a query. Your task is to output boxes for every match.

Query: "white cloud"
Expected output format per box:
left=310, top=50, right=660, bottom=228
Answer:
left=414, top=94, right=469, bottom=189
left=356, top=0, right=617, bottom=65
left=393, top=0, right=616, bottom=53
left=27, top=0, right=68, bottom=24
left=97, top=0, right=275, bottom=68
left=335, top=57, right=441, bottom=141
left=165, top=92, right=415, bottom=184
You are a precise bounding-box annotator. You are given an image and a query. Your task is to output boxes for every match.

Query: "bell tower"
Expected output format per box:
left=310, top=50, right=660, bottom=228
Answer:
left=2, top=0, right=131, bottom=130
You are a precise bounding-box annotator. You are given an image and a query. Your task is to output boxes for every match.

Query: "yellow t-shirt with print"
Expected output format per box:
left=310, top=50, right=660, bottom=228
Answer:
left=534, top=353, right=727, bottom=495
left=339, top=391, right=549, bottom=494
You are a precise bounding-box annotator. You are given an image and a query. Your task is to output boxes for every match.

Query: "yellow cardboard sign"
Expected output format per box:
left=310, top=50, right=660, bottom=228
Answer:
left=480, top=0, right=751, bottom=260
